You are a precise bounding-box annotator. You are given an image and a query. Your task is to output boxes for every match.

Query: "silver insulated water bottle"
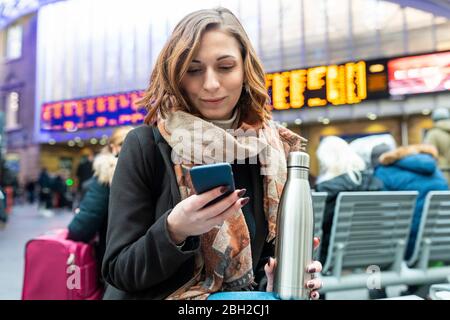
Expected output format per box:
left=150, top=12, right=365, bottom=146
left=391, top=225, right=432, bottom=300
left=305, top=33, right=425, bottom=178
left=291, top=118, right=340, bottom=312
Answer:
left=274, top=151, right=314, bottom=300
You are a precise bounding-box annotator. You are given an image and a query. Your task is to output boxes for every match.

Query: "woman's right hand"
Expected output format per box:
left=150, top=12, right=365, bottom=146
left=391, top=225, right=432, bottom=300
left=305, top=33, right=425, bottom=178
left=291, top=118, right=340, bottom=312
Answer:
left=167, top=186, right=249, bottom=244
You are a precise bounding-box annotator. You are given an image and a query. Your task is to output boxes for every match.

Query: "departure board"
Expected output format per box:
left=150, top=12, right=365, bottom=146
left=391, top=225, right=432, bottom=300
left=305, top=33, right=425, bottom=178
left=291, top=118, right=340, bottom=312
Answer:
left=265, top=59, right=389, bottom=110
left=41, top=90, right=146, bottom=131
left=388, top=51, right=450, bottom=95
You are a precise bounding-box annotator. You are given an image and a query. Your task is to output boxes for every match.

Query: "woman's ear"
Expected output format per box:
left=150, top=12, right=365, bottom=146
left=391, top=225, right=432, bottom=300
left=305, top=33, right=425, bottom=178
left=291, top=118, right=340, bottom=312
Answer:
left=244, top=83, right=250, bottom=94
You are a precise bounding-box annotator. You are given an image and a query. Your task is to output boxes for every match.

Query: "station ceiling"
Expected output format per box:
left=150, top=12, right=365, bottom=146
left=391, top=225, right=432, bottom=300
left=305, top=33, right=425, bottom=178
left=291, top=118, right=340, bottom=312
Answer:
left=1, top=0, right=449, bottom=30
left=385, top=0, right=450, bottom=18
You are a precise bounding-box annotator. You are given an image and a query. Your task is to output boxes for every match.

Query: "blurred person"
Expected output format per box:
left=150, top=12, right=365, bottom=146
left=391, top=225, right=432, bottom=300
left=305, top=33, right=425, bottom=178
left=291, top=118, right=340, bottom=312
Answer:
left=315, top=136, right=383, bottom=264
left=0, top=161, right=13, bottom=220
left=349, top=134, right=397, bottom=171
left=72, top=149, right=94, bottom=210
left=67, top=126, right=134, bottom=280
left=52, top=170, right=72, bottom=210
left=424, top=107, right=450, bottom=184
left=371, top=144, right=449, bottom=259
left=0, top=163, right=19, bottom=206
left=0, top=189, right=7, bottom=229
left=76, top=149, right=94, bottom=195
left=102, top=8, right=322, bottom=300
left=25, top=180, right=36, bottom=204
left=38, top=168, right=53, bottom=217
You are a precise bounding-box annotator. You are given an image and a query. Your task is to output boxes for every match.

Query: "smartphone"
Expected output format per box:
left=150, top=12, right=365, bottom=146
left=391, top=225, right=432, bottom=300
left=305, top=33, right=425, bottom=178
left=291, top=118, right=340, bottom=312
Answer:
left=189, top=163, right=236, bottom=207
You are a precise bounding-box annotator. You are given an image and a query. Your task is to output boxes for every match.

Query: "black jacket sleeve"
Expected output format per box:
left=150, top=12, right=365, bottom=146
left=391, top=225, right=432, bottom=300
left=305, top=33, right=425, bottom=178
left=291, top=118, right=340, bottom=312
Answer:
left=67, top=178, right=109, bottom=243
left=101, top=129, right=198, bottom=293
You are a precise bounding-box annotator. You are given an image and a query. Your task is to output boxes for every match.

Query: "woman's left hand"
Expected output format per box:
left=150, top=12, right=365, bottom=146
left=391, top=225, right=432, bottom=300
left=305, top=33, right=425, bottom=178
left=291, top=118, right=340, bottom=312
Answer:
left=264, top=237, right=323, bottom=300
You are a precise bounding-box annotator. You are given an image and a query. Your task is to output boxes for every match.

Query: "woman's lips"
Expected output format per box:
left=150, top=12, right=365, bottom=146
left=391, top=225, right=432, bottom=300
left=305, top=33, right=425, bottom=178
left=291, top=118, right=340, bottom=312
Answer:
left=201, top=97, right=226, bottom=104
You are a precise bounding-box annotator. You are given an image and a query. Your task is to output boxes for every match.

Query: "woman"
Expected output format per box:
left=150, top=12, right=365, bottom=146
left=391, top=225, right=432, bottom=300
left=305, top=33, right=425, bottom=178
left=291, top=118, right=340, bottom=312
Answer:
left=315, top=136, right=383, bottom=264
left=102, top=7, right=322, bottom=300
left=68, top=126, right=133, bottom=268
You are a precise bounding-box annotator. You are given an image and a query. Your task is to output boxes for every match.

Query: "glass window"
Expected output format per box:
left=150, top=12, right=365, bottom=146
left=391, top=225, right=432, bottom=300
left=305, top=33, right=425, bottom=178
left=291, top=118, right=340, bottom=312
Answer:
left=352, top=0, right=384, bottom=60
left=436, top=18, right=450, bottom=51
left=6, top=91, right=20, bottom=130
left=5, top=23, right=23, bottom=60
left=303, top=0, right=328, bottom=67
left=281, top=0, right=303, bottom=69
left=406, top=7, right=434, bottom=54
left=259, top=0, right=281, bottom=72
left=379, top=4, right=406, bottom=57
left=240, top=0, right=259, bottom=57
left=328, top=0, right=351, bottom=64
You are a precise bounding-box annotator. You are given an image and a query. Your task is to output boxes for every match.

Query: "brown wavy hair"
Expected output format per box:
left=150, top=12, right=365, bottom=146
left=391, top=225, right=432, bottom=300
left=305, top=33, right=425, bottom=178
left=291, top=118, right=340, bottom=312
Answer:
left=137, top=7, right=271, bottom=126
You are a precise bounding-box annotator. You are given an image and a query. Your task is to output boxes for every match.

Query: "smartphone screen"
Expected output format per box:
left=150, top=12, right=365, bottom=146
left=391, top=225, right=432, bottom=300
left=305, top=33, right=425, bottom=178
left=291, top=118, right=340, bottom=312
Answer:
left=190, top=163, right=236, bottom=207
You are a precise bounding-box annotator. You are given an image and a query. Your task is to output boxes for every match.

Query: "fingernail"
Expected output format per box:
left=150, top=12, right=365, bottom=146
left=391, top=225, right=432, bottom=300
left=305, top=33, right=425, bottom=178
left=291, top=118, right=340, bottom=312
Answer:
left=220, top=186, right=229, bottom=194
left=269, top=257, right=275, bottom=267
left=237, top=189, right=247, bottom=197
left=240, top=197, right=250, bottom=206
left=308, top=267, right=316, bottom=273
left=308, top=282, right=314, bottom=289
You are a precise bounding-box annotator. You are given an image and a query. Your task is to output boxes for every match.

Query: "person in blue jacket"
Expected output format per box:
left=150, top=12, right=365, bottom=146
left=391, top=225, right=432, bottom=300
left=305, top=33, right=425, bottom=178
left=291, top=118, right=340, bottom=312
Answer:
left=371, top=143, right=449, bottom=259
left=67, top=126, right=133, bottom=268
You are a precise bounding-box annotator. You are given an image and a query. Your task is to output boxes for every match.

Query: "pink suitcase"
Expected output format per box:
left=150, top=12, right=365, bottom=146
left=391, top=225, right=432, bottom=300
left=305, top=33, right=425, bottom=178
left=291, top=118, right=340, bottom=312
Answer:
left=22, top=228, right=103, bottom=300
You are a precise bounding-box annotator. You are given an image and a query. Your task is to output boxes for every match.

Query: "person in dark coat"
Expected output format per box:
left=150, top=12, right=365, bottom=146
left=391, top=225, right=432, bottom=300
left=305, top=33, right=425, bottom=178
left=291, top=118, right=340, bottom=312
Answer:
left=38, top=168, right=52, bottom=209
left=315, top=136, right=383, bottom=265
left=76, top=151, right=94, bottom=193
left=67, top=126, right=133, bottom=273
left=371, top=144, right=449, bottom=259
left=0, top=189, right=7, bottom=228
left=101, top=8, right=322, bottom=300
left=52, top=171, right=70, bottom=209
left=25, top=180, right=36, bottom=204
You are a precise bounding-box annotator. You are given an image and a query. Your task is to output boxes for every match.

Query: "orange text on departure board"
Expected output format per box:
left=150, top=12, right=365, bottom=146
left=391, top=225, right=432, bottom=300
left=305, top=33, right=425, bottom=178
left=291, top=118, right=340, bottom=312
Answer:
left=266, top=61, right=367, bottom=110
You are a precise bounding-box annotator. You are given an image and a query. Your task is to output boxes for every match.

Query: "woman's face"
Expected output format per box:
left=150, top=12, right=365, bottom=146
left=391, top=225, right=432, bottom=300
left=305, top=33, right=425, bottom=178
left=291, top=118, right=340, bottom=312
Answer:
left=110, top=142, right=123, bottom=157
left=181, top=29, right=244, bottom=121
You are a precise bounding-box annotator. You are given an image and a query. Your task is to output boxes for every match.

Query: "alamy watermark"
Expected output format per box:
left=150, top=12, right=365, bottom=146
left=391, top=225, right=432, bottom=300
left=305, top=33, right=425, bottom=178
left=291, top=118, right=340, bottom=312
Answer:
left=366, top=265, right=382, bottom=290
left=66, top=264, right=81, bottom=290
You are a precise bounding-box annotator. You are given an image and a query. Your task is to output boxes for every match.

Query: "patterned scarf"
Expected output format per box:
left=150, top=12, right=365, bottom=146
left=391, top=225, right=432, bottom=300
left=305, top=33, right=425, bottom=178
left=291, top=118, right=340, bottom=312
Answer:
left=157, top=110, right=306, bottom=299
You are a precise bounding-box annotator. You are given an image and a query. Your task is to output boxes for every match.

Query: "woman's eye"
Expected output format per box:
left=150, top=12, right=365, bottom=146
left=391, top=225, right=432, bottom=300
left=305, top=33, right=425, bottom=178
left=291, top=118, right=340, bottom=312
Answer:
left=187, top=69, right=202, bottom=74
left=219, top=65, right=234, bottom=71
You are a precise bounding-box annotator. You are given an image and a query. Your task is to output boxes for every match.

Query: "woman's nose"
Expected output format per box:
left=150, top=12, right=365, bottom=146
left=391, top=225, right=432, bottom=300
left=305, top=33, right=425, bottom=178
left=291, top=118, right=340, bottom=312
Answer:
left=203, top=69, right=220, bottom=91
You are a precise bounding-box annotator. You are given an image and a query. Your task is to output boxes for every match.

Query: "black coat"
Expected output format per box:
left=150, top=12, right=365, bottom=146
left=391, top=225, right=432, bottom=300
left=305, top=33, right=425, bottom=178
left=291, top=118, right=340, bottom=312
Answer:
left=67, top=177, right=109, bottom=266
left=101, top=125, right=271, bottom=299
